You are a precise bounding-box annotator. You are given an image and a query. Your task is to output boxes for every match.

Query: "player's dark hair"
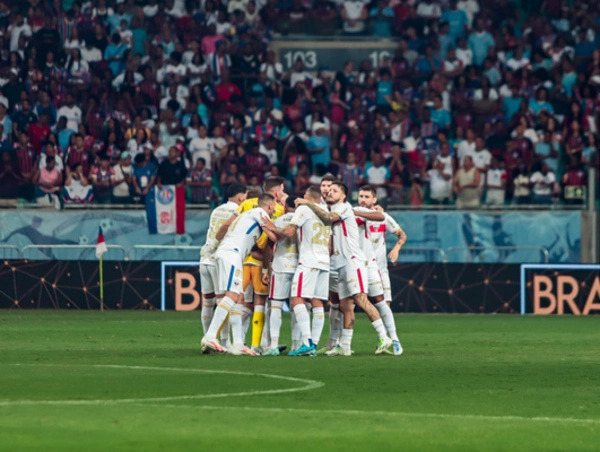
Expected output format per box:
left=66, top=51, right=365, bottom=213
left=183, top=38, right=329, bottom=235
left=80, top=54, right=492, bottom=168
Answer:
left=285, top=195, right=297, bottom=209
left=359, top=184, right=377, bottom=196
left=257, top=193, right=275, bottom=208
left=306, top=185, right=322, bottom=201
left=263, top=176, right=285, bottom=193
left=331, top=181, right=348, bottom=195
left=247, top=189, right=262, bottom=199
left=226, top=182, right=246, bottom=199
left=320, top=174, right=337, bottom=183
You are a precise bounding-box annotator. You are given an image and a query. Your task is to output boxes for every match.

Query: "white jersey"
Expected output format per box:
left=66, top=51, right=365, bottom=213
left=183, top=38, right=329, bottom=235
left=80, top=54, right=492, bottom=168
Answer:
left=200, top=201, right=238, bottom=266
left=353, top=207, right=377, bottom=262
left=370, top=212, right=401, bottom=269
left=330, top=202, right=366, bottom=270
left=272, top=213, right=298, bottom=274
left=290, top=205, right=330, bottom=271
left=217, top=208, right=269, bottom=259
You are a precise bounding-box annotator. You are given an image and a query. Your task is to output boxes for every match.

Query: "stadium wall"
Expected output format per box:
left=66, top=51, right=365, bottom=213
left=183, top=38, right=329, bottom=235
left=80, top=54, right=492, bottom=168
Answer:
left=0, top=210, right=583, bottom=263
left=1, top=261, right=598, bottom=314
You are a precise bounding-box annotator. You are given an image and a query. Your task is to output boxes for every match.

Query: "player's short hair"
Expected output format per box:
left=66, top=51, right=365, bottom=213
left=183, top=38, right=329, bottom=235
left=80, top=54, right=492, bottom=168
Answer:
left=320, top=174, right=337, bottom=184
left=263, top=176, right=285, bottom=193
left=226, top=182, right=246, bottom=199
left=247, top=189, right=262, bottom=199
left=285, top=195, right=297, bottom=209
left=257, top=193, right=275, bottom=208
left=305, top=185, right=322, bottom=201
left=359, top=184, right=377, bottom=196
left=331, top=181, right=348, bottom=195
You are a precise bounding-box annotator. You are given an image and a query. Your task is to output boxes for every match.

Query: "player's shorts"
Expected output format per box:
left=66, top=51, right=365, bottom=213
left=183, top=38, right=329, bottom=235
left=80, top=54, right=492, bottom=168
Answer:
left=215, top=250, right=243, bottom=295
left=243, top=283, right=254, bottom=303
left=380, top=267, right=392, bottom=302
left=291, top=266, right=330, bottom=301
left=337, top=259, right=368, bottom=300
left=366, top=260, right=384, bottom=298
left=269, top=271, right=294, bottom=300
left=199, top=263, right=217, bottom=295
left=243, top=264, right=269, bottom=295
left=329, top=270, right=339, bottom=294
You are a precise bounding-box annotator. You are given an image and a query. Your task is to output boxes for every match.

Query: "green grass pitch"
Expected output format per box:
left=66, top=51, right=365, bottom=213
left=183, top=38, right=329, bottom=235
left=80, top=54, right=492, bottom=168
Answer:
left=0, top=311, right=599, bottom=451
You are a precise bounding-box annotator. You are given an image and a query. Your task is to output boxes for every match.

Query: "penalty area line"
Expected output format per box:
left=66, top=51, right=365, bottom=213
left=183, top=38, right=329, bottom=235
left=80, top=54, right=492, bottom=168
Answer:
left=131, top=403, right=600, bottom=426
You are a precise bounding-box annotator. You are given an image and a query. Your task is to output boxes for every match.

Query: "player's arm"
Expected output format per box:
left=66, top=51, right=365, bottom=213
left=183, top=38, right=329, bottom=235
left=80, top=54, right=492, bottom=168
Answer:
left=295, top=199, right=340, bottom=225
left=215, top=213, right=238, bottom=241
left=353, top=209, right=385, bottom=222
left=388, top=227, right=408, bottom=263
left=261, top=240, right=274, bottom=285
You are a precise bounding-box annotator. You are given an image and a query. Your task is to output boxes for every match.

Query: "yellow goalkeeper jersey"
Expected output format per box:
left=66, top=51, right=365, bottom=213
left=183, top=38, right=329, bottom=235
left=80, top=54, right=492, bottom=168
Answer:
left=236, top=198, right=284, bottom=265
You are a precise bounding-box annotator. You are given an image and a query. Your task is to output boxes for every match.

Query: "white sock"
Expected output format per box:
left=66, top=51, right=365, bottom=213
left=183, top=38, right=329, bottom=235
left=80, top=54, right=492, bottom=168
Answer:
left=206, top=297, right=234, bottom=340
left=311, top=307, right=325, bottom=346
left=269, top=301, right=283, bottom=349
left=293, top=304, right=312, bottom=347
left=220, top=317, right=230, bottom=347
left=259, top=305, right=271, bottom=349
left=340, top=328, right=353, bottom=351
left=291, top=310, right=301, bottom=350
left=230, top=304, right=244, bottom=346
left=375, top=301, right=399, bottom=341
left=371, top=318, right=388, bottom=339
left=201, top=297, right=215, bottom=335
left=328, top=303, right=341, bottom=346
left=241, top=306, right=252, bottom=344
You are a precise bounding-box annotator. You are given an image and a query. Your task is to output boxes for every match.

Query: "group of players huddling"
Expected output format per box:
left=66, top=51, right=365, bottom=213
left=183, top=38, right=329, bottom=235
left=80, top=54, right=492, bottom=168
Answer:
left=199, top=175, right=407, bottom=357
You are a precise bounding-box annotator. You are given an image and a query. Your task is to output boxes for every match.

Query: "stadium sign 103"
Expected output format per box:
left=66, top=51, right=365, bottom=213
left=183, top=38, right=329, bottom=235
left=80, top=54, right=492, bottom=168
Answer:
left=271, top=41, right=398, bottom=71
left=520, top=265, right=600, bottom=315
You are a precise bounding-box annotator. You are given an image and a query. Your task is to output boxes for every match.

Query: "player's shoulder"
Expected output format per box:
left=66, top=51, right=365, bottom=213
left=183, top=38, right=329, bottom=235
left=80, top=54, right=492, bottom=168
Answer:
left=237, top=198, right=258, bottom=214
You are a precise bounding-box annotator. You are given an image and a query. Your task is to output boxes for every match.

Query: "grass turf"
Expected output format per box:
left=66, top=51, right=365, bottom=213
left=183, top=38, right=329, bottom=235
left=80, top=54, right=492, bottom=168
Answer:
left=0, top=311, right=599, bottom=451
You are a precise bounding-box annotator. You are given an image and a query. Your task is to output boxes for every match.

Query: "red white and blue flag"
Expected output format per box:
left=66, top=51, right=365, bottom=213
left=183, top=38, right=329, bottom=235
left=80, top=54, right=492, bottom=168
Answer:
left=146, top=185, right=186, bottom=234
left=96, top=226, right=107, bottom=259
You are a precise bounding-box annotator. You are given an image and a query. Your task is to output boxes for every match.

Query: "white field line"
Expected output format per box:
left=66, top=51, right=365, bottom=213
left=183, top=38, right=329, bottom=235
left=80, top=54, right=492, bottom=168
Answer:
left=0, top=364, right=323, bottom=405
left=1, top=364, right=599, bottom=426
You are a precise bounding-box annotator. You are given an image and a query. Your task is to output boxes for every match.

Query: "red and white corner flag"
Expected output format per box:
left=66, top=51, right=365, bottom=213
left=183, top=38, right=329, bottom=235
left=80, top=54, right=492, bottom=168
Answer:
left=96, top=226, right=108, bottom=259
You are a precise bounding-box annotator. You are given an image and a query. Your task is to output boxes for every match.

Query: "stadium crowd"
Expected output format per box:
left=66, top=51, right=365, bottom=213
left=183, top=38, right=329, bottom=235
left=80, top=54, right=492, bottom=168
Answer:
left=0, top=0, right=597, bottom=208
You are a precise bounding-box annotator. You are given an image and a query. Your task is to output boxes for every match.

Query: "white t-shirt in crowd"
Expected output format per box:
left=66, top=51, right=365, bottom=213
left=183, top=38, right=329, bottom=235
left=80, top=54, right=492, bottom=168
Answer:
left=112, top=163, right=132, bottom=197
left=189, top=137, right=214, bottom=169
left=428, top=168, right=452, bottom=200
left=486, top=167, right=506, bottom=189
left=530, top=171, right=555, bottom=196
left=365, top=164, right=391, bottom=199
left=57, top=105, right=82, bottom=131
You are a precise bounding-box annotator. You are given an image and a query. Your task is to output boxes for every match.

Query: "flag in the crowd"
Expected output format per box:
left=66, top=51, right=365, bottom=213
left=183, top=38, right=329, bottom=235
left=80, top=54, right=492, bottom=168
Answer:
left=146, top=185, right=186, bottom=234
left=96, top=226, right=107, bottom=259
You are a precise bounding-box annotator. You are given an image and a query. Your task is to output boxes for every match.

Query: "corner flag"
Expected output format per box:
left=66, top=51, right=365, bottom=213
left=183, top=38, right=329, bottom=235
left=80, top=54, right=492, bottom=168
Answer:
left=96, top=227, right=108, bottom=259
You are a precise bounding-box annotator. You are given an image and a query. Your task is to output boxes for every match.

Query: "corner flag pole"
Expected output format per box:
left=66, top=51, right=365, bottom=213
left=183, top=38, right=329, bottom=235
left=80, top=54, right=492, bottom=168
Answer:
left=99, top=255, right=104, bottom=312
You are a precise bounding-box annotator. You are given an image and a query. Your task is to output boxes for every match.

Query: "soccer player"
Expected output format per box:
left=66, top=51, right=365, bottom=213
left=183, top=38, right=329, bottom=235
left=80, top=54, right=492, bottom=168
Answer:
left=263, top=196, right=298, bottom=356
left=199, top=182, right=247, bottom=350
left=297, top=181, right=393, bottom=356
left=264, top=185, right=331, bottom=356
left=215, top=176, right=287, bottom=354
left=201, top=194, right=278, bottom=355
left=357, top=185, right=407, bottom=355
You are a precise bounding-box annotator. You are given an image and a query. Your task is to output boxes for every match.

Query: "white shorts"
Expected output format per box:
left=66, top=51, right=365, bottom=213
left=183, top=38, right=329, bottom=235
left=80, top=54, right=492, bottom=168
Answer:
left=337, top=259, right=368, bottom=300
left=243, top=284, right=254, bottom=303
left=291, top=266, right=330, bottom=301
left=329, top=270, right=339, bottom=294
left=269, top=271, right=294, bottom=300
left=380, top=267, right=392, bottom=302
left=215, top=250, right=243, bottom=295
left=199, top=263, right=217, bottom=295
left=366, top=260, right=384, bottom=298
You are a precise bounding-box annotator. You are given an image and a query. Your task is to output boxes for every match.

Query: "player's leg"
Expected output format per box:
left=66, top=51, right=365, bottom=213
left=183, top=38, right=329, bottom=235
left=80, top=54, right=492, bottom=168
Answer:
left=288, top=267, right=316, bottom=356
left=199, top=264, right=217, bottom=336
left=250, top=265, right=269, bottom=352
left=310, top=269, right=329, bottom=348
left=319, top=271, right=341, bottom=353
left=267, top=272, right=290, bottom=355
left=242, top=284, right=254, bottom=343
left=326, top=266, right=355, bottom=356
left=377, top=268, right=402, bottom=355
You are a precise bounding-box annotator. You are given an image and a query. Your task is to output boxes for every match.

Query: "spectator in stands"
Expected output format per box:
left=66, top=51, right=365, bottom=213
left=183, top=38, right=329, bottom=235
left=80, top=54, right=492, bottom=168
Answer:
left=112, top=152, right=133, bottom=204
left=187, top=157, right=213, bottom=204
left=0, top=151, right=22, bottom=199
left=342, top=0, right=368, bottom=35
left=365, top=151, right=390, bottom=206
left=157, top=146, right=187, bottom=189
left=63, top=163, right=93, bottom=204
left=307, top=122, right=331, bottom=172
left=90, top=154, right=116, bottom=204
left=425, top=144, right=453, bottom=204
left=484, top=157, right=507, bottom=206
left=131, top=153, right=156, bottom=204
left=453, top=155, right=480, bottom=209
left=562, top=156, right=587, bottom=205
left=32, top=155, right=62, bottom=208
left=530, top=163, right=556, bottom=205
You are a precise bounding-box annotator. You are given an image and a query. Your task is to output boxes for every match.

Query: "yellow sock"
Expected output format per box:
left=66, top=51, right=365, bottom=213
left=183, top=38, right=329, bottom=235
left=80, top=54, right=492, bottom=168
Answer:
left=251, top=309, right=265, bottom=348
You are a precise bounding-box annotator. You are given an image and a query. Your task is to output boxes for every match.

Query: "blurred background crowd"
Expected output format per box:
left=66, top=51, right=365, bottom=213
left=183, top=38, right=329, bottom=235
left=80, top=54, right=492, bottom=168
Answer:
left=0, top=0, right=597, bottom=209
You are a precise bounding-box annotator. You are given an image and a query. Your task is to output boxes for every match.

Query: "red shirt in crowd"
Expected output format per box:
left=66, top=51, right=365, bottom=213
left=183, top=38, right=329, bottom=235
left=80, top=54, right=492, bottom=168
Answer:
left=215, top=82, right=241, bottom=104
left=27, top=123, right=51, bottom=154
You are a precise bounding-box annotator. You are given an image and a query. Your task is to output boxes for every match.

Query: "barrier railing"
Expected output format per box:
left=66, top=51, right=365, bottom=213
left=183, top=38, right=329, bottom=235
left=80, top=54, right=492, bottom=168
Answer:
left=127, top=245, right=202, bottom=261
left=0, top=245, right=20, bottom=259
left=394, top=247, right=446, bottom=263
left=20, top=245, right=127, bottom=261
left=444, top=246, right=550, bottom=264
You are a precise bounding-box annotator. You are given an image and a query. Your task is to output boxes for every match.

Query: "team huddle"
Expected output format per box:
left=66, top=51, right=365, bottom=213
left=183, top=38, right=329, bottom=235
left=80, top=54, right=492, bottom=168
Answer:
left=199, top=175, right=407, bottom=356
